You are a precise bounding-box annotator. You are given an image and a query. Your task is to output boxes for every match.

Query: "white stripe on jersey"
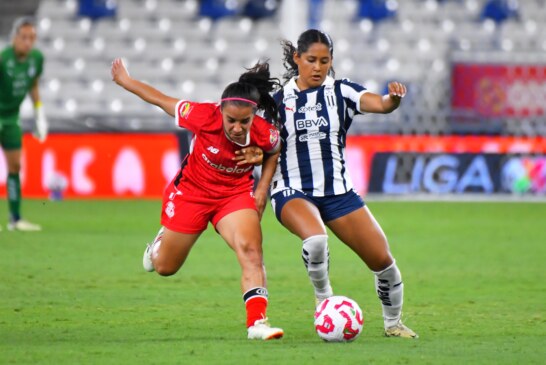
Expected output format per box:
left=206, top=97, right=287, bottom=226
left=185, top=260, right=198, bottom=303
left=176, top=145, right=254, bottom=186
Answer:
left=271, top=76, right=367, bottom=197
left=282, top=93, right=302, bottom=191
left=305, top=91, right=327, bottom=194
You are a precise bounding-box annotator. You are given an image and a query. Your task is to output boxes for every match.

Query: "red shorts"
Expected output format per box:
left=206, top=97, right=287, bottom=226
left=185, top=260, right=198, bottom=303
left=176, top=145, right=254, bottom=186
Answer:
left=160, top=183, right=257, bottom=234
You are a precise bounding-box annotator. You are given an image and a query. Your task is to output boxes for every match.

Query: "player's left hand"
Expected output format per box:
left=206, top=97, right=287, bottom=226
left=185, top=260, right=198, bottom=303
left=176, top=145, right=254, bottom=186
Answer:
left=233, top=146, right=264, bottom=166
left=387, top=81, right=407, bottom=102
left=254, top=189, right=267, bottom=220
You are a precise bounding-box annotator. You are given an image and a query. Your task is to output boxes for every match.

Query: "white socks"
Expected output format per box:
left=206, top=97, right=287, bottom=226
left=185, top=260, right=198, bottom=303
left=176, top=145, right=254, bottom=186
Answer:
left=374, top=261, right=404, bottom=328
left=302, top=235, right=333, bottom=300
left=302, top=234, right=405, bottom=328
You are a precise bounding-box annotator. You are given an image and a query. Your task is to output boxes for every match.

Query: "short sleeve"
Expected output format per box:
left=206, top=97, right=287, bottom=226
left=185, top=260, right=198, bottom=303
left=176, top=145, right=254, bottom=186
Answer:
left=339, top=79, right=368, bottom=114
left=253, top=117, right=281, bottom=154
left=175, top=100, right=216, bottom=133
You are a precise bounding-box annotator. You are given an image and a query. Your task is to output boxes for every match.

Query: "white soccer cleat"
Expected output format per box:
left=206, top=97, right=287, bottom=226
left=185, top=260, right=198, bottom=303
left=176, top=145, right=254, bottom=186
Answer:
left=7, top=219, right=42, bottom=232
left=384, top=320, right=419, bottom=339
left=142, top=243, right=155, bottom=272
left=315, top=286, right=333, bottom=308
left=247, top=319, right=284, bottom=340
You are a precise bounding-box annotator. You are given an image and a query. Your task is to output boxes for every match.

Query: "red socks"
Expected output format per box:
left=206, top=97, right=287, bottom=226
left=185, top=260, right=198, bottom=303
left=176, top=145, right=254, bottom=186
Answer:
left=243, top=287, right=268, bottom=327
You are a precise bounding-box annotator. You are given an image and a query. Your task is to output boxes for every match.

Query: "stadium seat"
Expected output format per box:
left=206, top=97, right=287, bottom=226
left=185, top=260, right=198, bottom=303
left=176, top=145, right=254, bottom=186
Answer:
left=355, top=0, right=398, bottom=22
left=29, top=0, right=545, bottom=136
left=480, top=0, right=520, bottom=23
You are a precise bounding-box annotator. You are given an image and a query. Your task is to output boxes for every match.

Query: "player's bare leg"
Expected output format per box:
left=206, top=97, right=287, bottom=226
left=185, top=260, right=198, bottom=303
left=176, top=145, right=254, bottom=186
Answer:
left=143, top=227, right=200, bottom=275
left=217, top=209, right=283, bottom=340
left=280, top=198, right=333, bottom=306
left=328, top=206, right=418, bottom=338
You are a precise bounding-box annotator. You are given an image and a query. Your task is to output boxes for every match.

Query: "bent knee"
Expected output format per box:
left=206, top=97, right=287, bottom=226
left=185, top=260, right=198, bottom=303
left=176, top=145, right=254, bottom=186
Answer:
left=236, top=241, right=263, bottom=261
left=369, top=255, right=394, bottom=272
left=154, top=263, right=179, bottom=276
left=8, top=164, right=21, bottom=174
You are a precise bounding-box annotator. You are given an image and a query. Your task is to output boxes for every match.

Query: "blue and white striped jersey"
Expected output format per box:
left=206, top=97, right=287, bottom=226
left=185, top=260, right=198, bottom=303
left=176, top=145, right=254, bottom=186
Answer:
left=271, top=76, right=368, bottom=197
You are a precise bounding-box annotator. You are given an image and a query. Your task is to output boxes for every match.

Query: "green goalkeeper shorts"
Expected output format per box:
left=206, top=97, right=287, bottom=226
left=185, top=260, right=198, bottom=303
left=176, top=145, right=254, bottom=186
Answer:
left=0, top=115, right=23, bottom=150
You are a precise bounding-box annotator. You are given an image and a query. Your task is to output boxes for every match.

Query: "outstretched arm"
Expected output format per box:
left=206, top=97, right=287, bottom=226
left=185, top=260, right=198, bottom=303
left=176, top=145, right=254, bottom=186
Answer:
left=359, top=81, right=407, bottom=114
left=111, top=58, right=178, bottom=117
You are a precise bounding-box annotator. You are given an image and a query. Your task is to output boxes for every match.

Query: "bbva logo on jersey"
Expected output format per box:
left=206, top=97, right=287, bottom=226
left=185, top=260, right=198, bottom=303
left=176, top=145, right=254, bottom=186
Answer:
left=296, top=116, right=328, bottom=130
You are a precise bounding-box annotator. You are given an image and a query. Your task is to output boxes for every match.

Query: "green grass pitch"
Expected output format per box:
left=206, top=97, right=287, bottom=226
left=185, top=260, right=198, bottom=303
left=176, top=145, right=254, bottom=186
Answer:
left=1, top=199, right=545, bottom=364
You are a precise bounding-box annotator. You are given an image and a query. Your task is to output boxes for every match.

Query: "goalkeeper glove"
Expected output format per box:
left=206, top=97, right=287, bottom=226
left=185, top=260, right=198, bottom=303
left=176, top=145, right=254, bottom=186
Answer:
left=33, top=101, right=48, bottom=142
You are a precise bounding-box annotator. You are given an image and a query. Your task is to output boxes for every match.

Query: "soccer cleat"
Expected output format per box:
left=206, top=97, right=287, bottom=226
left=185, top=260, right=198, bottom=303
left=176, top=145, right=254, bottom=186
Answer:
left=315, top=286, right=333, bottom=308
left=7, top=219, right=42, bottom=232
left=315, top=296, right=329, bottom=309
left=142, top=243, right=155, bottom=272
left=384, top=321, right=419, bottom=339
left=247, top=319, right=284, bottom=340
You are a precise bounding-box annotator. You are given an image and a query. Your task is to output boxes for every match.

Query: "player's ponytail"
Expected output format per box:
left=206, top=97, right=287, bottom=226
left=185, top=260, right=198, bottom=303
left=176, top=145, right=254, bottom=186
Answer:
left=221, top=62, right=281, bottom=126
left=281, top=29, right=336, bottom=84
left=281, top=40, right=298, bottom=83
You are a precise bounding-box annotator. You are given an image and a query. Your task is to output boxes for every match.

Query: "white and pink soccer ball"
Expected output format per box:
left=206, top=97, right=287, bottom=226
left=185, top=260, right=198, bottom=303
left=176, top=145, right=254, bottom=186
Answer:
left=314, top=295, right=364, bottom=342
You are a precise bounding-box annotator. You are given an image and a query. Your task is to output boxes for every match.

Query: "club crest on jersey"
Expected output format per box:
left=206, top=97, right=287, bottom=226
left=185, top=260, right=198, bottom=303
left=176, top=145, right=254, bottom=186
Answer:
left=179, top=102, right=193, bottom=119
left=269, top=129, right=279, bottom=146
left=295, top=116, right=328, bottom=130
left=165, top=201, right=175, bottom=218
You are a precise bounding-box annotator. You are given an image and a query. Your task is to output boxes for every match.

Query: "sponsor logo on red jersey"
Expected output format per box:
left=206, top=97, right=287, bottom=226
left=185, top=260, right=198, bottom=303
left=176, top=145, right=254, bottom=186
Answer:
left=179, top=102, right=193, bottom=119
left=201, top=153, right=253, bottom=174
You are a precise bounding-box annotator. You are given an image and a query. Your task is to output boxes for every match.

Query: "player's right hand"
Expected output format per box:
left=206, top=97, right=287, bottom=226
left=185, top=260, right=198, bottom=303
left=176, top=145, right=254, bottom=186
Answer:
left=233, top=146, right=264, bottom=166
left=111, top=58, right=130, bottom=86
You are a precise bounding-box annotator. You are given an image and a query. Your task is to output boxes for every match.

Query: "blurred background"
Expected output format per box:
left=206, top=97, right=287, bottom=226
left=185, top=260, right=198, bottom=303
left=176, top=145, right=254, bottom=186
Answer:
left=0, top=0, right=545, bottom=199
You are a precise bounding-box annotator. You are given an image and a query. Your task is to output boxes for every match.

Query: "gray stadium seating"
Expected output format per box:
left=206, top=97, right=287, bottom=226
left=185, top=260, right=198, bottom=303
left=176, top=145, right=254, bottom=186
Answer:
left=18, top=0, right=543, bottom=134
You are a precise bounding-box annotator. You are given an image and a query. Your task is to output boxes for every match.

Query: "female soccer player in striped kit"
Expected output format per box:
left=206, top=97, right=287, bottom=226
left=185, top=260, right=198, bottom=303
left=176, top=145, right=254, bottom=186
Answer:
left=270, top=29, right=418, bottom=338
left=111, top=58, right=283, bottom=340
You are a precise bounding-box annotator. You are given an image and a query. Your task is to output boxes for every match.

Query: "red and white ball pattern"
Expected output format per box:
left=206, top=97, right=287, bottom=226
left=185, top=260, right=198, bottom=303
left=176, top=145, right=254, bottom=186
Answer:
left=314, top=296, right=364, bottom=342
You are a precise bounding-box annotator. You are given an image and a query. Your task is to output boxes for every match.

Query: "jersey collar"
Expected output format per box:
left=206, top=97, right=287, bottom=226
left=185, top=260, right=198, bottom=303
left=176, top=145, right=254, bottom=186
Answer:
left=224, top=130, right=251, bottom=147
left=287, top=75, right=335, bottom=93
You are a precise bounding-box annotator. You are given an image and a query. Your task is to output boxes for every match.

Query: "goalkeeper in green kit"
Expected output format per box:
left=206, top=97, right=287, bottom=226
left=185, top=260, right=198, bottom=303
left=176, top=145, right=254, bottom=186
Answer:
left=0, top=17, right=47, bottom=231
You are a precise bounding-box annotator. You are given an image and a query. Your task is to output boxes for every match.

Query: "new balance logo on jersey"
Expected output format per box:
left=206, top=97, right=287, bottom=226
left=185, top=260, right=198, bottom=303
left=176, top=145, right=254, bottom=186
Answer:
left=296, top=116, right=328, bottom=130
left=207, top=146, right=219, bottom=154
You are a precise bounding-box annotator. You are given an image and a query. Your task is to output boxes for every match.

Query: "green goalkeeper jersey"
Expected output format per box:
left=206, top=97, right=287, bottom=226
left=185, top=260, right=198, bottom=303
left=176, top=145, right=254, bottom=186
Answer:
left=0, top=45, right=44, bottom=120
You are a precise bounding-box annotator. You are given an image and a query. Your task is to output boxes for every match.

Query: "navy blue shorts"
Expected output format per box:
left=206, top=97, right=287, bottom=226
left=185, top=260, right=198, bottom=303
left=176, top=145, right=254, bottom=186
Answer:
left=270, top=188, right=365, bottom=224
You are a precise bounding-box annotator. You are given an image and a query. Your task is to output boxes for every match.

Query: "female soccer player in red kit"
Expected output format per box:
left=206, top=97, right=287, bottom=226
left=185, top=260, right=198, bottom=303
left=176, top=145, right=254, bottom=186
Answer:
left=111, top=58, right=284, bottom=340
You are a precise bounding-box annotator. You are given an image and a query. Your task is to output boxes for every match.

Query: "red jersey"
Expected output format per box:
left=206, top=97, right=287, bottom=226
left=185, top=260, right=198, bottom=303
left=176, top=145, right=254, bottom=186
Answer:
left=172, top=100, right=280, bottom=198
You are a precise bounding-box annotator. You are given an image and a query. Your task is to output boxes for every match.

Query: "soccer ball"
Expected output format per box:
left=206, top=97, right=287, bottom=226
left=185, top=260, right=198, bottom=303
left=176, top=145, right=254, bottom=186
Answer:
left=314, top=296, right=364, bottom=342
